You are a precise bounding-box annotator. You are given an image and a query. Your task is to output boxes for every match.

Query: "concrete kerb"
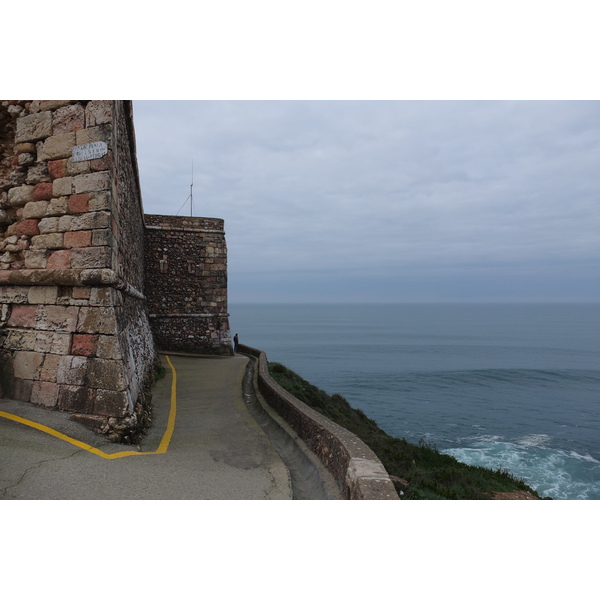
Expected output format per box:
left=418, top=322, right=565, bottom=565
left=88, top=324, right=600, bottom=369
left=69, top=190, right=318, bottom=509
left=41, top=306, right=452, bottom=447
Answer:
left=238, top=344, right=399, bottom=500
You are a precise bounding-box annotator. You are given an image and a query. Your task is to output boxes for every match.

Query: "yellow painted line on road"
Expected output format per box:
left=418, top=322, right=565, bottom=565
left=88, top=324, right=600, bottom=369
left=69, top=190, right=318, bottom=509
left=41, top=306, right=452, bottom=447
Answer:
left=0, top=355, right=178, bottom=460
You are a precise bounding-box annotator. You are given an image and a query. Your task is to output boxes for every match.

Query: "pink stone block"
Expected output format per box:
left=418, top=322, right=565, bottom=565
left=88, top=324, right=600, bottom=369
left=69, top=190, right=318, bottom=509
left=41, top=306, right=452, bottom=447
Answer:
left=47, top=159, right=67, bottom=180
left=68, top=193, right=89, bottom=214
left=15, top=219, right=40, bottom=236
left=46, top=249, right=72, bottom=269
left=7, top=304, right=37, bottom=328
left=31, top=381, right=60, bottom=407
left=33, top=182, right=53, bottom=201
left=71, top=333, right=99, bottom=356
left=64, top=230, right=92, bottom=248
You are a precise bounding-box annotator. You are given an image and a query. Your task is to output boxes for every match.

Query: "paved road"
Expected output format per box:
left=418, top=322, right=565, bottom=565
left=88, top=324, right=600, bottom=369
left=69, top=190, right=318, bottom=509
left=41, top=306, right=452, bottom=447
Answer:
left=0, top=354, right=292, bottom=500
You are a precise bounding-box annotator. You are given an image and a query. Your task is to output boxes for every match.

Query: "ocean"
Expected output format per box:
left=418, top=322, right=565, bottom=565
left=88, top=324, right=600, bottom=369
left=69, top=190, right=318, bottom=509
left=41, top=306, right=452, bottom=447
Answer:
left=229, top=303, right=600, bottom=500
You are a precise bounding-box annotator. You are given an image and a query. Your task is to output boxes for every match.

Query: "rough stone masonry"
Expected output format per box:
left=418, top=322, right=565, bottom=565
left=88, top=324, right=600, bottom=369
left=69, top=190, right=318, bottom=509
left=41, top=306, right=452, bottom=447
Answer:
left=0, top=100, right=231, bottom=441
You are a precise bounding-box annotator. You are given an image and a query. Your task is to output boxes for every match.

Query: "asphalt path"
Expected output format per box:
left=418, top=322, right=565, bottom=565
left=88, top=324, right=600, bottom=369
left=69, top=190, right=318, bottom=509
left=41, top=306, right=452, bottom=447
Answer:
left=0, top=354, right=292, bottom=500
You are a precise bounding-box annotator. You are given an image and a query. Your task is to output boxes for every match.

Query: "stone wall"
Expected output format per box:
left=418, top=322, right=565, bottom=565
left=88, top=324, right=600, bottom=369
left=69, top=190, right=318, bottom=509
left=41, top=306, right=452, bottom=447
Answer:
left=144, top=214, right=232, bottom=355
left=0, top=101, right=157, bottom=440
left=238, top=343, right=399, bottom=500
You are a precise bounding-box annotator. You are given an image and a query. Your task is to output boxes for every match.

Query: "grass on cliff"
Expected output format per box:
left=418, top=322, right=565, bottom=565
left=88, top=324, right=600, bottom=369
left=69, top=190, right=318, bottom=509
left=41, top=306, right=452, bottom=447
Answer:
left=268, top=362, right=541, bottom=500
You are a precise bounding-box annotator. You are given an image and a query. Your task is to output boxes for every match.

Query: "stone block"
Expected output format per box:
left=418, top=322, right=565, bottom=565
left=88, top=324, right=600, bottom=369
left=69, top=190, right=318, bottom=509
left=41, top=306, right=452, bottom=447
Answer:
left=8, top=185, right=35, bottom=207
left=12, top=378, right=33, bottom=403
left=31, top=233, right=64, bottom=249
left=23, top=249, right=49, bottom=269
left=0, top=287, right=29, bottom=303
left=89, top=287, right=114, bottom=306
left=66, top=157, right=90, bottom=176
left=40, top=353, right=61, bottom=382
left=25, top=163, right=51, bottom=185
left=57, top=384, right=95, bottom=413
left=64, top=230, right=92, bottom=248
left=71, top=246, right=110, bottom=269
left=53, top=104, right=85, bottom=135
left=53, top=177, right=74, bottom=197
left=39, top=101, right=70, bottom=111
left=68, top=193, right=89, bottom=213
left=90, top=153, right=111, bottom=172
left=87, top=358, right=126, bottom=391
left=71, top=333, right=99, bottom=356
left=13, top=351, right=44, bottom=380
left=73, top=287, right=91, bottom=300
left=2, top=329, right=36, bottom=351
left=47, top=159, right=67, bottom=180
left=15, top=219, right=40, bottom=236
left=28, top=286, right=58, bottom=304
left=38, top=216, right=60, bottom=234
left=85, top=101, right=112, bottom=126
left=24, top=200, right=50, bottom=219
left=34, top=331, right=71, bottom=354
left=16, top=142, right=36, bottom=154
left=15, top=111, right=53, bottom=143
left=31, top=381, right=59, bottom=407
left=36, top=305, right=79, bottom=332
left=73, top=172, right=110, bottom=194
left=33, top=183, right=53, bottom=202
left=57, top=355, right=88, bottom=385
left=77, top=306, right=117, bottom=335
left=75, top=124, right=111, bottom=146
left=88, top=191, right=111, bottom=211
left=18, top=153, right=35, bottom=167
left=46, top=249, right=72, bottom=269
left=7, top=304, right=37, bottom=328
left=94, top=389, right=128, bottom=417
left=69, top=211, right=111, bottom=231
left=39, top=132, right=76, bottom=160
left=45, top=197, right=68, bottom=216
left=95, top=334, right=120, bottom=359
left=91, top=228, right=112, bottom=247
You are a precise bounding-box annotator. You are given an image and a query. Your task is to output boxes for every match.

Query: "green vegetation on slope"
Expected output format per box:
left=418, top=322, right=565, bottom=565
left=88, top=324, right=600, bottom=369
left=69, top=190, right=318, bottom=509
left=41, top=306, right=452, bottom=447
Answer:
left=268, top=362, right=541, bottom=500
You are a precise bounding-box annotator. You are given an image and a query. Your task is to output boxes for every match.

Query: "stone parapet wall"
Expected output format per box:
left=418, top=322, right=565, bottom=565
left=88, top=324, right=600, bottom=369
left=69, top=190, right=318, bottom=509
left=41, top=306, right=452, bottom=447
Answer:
left=0, top=101, right=156, bottom=438
left=238, top=343, right=399, bottom=500
left=144, top=214, right=232, bottom=355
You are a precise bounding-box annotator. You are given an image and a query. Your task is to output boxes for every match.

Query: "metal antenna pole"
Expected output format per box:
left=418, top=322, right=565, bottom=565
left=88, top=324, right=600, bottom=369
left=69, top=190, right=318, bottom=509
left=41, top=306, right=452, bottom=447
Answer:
left=190, top=161, right=194, bottom=217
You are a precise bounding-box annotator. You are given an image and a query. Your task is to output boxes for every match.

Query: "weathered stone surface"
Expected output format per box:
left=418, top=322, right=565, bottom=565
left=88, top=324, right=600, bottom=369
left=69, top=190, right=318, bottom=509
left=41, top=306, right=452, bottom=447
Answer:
left=18, top=153, right=35, bottom=167
left=8, top=185, right=35, bottom=207
left=34, top=331, right=71, bottom=354
left=1, top=329, right=36, bottom=351
left=73, top=172, right=110, bottom=194
left=39, top=353, right=61, bottom=382
left=23, top=249, right=49, bottom=269
left=68, top=193, right=89, bottom=214
left=25, top=163, right=51, bottom=185
left=52, top=176, right=74, bottom=197
left=64, top=230, right=92, bottom=248
left=15, top=219, right=40, bottom=236
left=36, top=305, right=79, bottom=332
left=56, top=355, right=88, bottom=385
left=28, top=286, right=58, bottom=304
left=71, top=333, right=99, bottom=356
left=88, top=191, right=111, bottom=211
left=57, top=384, right=94, bottom=413
left=47, top=159, right=67, bottom=180
left=39, top=132, right=76, bottom=160
left=38, top=216, right=60, bottom=234
left=95, top=334, right=120, bottom=359
left=87, top=358, right=126, bottom=391
left=91, top=229, right=111, bottom=247
left=45, top=197, right=68, bottom=216
left=71, top=246, right=110, bottom=269
left=6, top=304, right=37, bottom=328
left=33, top=183, right=53, bottom=202
left=15, top=112, right=52, bottom=143
left=69, top=211, right=111, bottom=231
left=31, top=232, right=64, bottom=249
left=46, top=249, right=72, bottom=269
left=94, top=388, right=128, bottom=417
left=53, top=104, right=85, bottom=135
left=85, top=101, right=112, bottom=126
left=31, top=381, right=59, bottom=407
left=13, top=350, right=44, bottom=379
left=77, top=306, right=117, bottom=334
left=75, top=124, right=111, bottom=146
left=39, top=101, right=70, bottom=111
left=24, top=200, right=50, bottom=219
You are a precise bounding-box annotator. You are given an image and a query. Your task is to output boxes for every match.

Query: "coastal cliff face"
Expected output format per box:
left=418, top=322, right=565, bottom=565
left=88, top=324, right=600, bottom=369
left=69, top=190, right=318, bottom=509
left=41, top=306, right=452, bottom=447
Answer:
left=0, top=101, right=231, bottom=439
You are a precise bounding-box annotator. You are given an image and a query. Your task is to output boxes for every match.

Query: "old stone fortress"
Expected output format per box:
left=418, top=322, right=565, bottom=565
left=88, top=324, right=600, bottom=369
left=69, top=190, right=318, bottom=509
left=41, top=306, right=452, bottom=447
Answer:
left=0, top=100, right=232, bottom=440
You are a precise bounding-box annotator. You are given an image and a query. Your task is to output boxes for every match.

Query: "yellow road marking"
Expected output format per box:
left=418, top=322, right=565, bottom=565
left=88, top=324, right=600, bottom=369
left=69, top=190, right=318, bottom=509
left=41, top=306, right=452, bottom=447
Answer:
left=0, top=355, right=177, bottom=460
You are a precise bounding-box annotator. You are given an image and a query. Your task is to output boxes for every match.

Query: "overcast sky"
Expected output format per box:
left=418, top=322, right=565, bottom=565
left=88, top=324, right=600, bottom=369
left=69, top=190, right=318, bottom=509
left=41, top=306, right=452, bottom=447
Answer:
left=132, top=100, right=599, bottom=303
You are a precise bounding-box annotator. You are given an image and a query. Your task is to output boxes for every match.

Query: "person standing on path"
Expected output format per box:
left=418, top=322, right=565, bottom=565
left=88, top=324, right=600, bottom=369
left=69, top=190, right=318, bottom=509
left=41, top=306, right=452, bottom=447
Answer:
left=233, top=333, right=239, bottom=353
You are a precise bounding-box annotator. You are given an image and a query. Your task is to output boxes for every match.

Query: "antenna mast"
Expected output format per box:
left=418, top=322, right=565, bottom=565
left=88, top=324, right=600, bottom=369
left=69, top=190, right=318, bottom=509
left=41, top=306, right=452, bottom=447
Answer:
left=190, top=161, right=194, bottom=217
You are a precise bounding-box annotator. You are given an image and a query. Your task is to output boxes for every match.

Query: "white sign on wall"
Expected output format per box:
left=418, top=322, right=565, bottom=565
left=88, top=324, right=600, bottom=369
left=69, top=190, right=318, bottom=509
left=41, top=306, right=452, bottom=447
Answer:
left=72, top=141, right=108, bottom=162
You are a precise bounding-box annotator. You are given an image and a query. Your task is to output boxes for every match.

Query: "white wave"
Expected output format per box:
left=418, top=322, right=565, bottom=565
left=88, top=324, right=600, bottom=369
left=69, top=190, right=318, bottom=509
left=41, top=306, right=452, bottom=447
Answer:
left=517, top=434, right=552, bottom=447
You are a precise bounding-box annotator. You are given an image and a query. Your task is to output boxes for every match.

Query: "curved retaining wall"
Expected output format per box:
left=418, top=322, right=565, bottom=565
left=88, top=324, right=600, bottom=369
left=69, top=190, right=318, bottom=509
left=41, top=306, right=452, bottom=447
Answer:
left=239, top=344, right=399, bottom=500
